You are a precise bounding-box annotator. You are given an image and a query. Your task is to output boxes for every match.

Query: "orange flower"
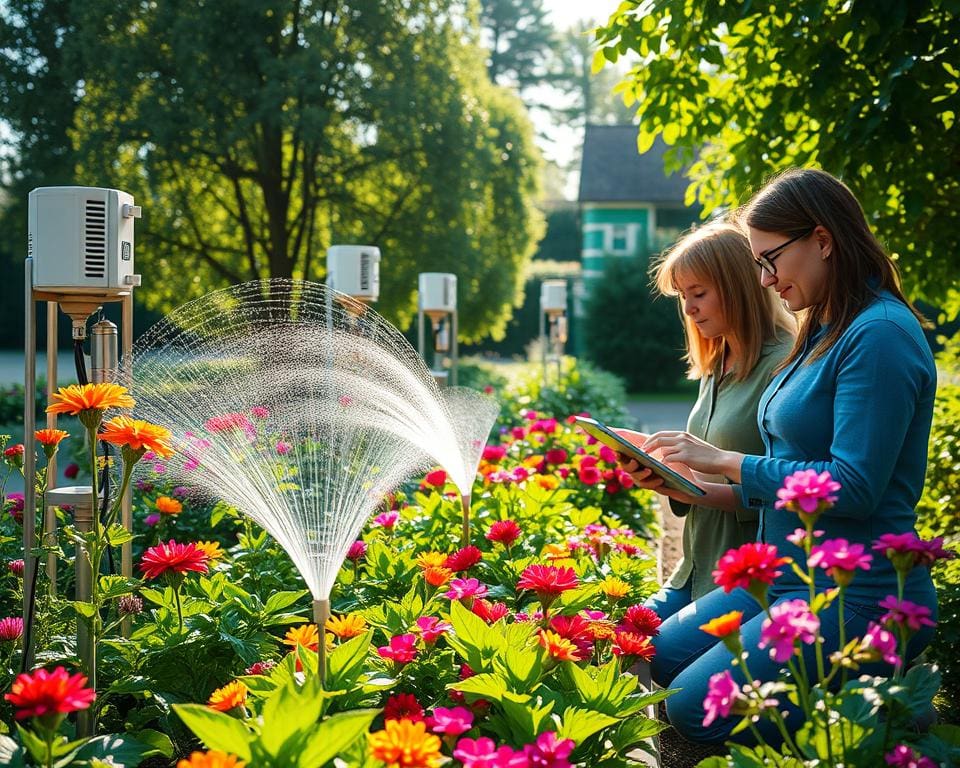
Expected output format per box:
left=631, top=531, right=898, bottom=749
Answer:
left=194, top=541, right=225, bottom=562
left=46, top=383, right=135, bottom=417
left=538, top=629, right=581, bottom=662
left=368, top=718, right=442, bottom=768
left=587, top=619, right=616, bottom=641
left=155, top=496, right=183, bottom=515
left=177, top=752, right=246, bottom=768
left=34, top=429, right=69, bottom=447
left=207, top=680, right=247, bottom=712
left=423, top=566, right=453, bottom=587
left=99, top=415, right=174, bottom=459
left=542, top=543, right=570, bottom=561
left=536, top=474, right=560, bottom=491
left=326, top=613, right=368, bottom=639
left=598, top=576, right=631, bottom=600
left=415, top=551, right=447, bottom=569
left=699, top=610, right=744, bottom=639
left=283, top=623, right=320, bottom=651
left=522, top=454, right=544, bottom=469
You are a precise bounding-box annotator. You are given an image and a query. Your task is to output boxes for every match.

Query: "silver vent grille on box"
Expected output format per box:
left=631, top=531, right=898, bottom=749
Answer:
left=27, top=231, right=33, bottom=258
left=359, top=252, right=371, bottom=291
left=84, top=199, right=107, bottom=278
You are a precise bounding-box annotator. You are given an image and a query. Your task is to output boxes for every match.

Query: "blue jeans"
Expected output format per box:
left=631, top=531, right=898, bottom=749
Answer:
left=643, top=584, right=692, bottom=623
left=650, top=586, right=937, bottom=746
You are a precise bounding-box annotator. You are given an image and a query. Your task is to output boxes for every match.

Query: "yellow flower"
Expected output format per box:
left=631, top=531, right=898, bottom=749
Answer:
left=542, top=543, right=570, bottom=561
left=177, top=751, right=246, bottom=768
left=368, top=718, right=443, bottom=768
left=194, top=541, right=225, bottom=563
left=537, top=630, right=581, bottom=662
left=155, top=496, right=183, bottom=515
left=46, top=383, right=135, bottom=422
left=536, top=474, right=560, bottom=490
left=99, top=415, right=175, bottom=459
left=207, top=680, right=247, bottom=712
left=522, top=454, right=544, bottom=469
left=415, top=551, right=447, bottom=569
left=326, top=613, right=368, bottom=639
left=598, top=576, right=631, bottom=600
left=283, top=623, right=320, bottom=651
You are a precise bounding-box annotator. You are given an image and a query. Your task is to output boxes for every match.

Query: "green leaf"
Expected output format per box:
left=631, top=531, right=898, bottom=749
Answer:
left=98, top=574, right=138, bottom=600
left=299, top=709, right=379, bottom=767
left=445, top=600, right=503, bottom=671
left=263, top=590, right=309, bottom=615
left=172, top=704, right=252, bottom=761
left=608, top=716, right=668, bottom=752
left=495, top=644, right=544, bottom=691
left=260, top=678, right=324, bottom=757
left=72, top=601, right=97, bottom=619
left=556, top=706, right=620, bottom=744
left=73, top=733, right=167, bottom=767
left=499, top=692, right=554, bottom=743
left=327, top=631, right=372, bottom=691
left=105, top=523, right=135, bottom=546
left=450, top=673, right=509, bottom=703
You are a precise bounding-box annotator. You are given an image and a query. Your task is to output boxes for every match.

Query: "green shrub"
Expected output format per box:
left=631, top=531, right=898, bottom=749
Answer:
left=917, top=333, right=960, bottom=720
left=581, top=255, right=687, bottom=393
left=0, top=379, right=47, bottom=424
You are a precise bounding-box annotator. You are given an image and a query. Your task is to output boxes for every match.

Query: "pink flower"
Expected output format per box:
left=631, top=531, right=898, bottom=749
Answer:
left=482, top=445, right=507, bottom=462
left=878, top=596, right=937, bottom=632
left=275, top=440, right=292, bottom=455
left=544, top=448, right=567, bottom=465
left=884, top=744, right=937, bottom=768
left=455, top=737, right=529, bottom=768
left=445, top=578, right=488, bottom=601
left=338, top=395, right=353, bottom=407
left=598, top=445, right=617, bottom=464
left=373, top=510, right=399, bottom=529
left=511, top=467, right=530, bottom=483
left=517, top=565, right=578, bottom=602
left=578, top=465, right=601, bottom=485
left=808, top=538, right=872, bottom=584
left=775, top=469, right=840, bottom=515
left=427, top=705, right=474, bottom=736
left=786, top=527, right=824, bottom=546
left=510, top=426, right=526, bottom=441
left=8, top=559, right=24, bottom=578
left=250, top=406, right=270, bottom=419
left=486, top=520, right=522, bottom=546
left=524, top=731, right=575, bottom=768
left=873, top=533, right=954, bottom=571
left=424, top=469, right=448, bottom=488
left=245, top=660, right=276, bottom=675
left=758, top=599, right=819, bottom=663
left=702, top=670, right=739, bottom=727
left=0, top=617, right=24, bottom=642
left=346, top=540, right=367, bottom=561
left=415, top=616, right=452, bottom=644
left=530, top=418, right=558, bottom=434
left=858, top=622, right=901, bottom=668
left=377, top=634, right=418, bottom=664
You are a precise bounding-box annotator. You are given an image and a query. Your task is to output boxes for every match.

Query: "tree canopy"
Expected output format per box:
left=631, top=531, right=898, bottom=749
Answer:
left=1, top=0, right=545, bottom=342
left=596, top=0, right=960, bottom=314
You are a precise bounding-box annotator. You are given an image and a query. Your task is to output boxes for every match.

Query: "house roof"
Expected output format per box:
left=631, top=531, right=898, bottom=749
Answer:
left=578, top=125, right=690, bottom=204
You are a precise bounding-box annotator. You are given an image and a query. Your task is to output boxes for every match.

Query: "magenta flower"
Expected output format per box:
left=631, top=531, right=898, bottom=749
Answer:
left=346, top=540, right=367, bottom=561
left=0, top=617, right=24, bottom=642
left=373, top=510, right=399, bottom=529
left=482, top=445, right=507, bottom=462
left=873, top=532, right=954, bottom=572
left=415, top=615, right=452, bottom=644
left=524, top=731, right=574, bottom=768
left=544, top=448, right=567, bottom=465
left=8, top=559, right=24, bottom=578
left=445, top=577, right=488, bottom=602
left=250, top=406, right=270, bottom=419
left=511, top=467, right=530, bottom=483
left=884, top=744, right=937, bottom=768
left=858, top=622, right=901, bottom=668
left=808, top=538, right=872, bottom=584
left=702, top=669, right=740, bottom=727
left=598, top=445, right=617, bottom=464
left=377, top=633, right=418, bottom=664
left=143, top=513, right=161, bottom=527
left=775, top=469, right=840, bottom=515
left=427, top=705, right=474, bottom=736
left=245, top=660, right=277, bottom=675
left=454, top=737, right=529, bottom=768
left=758, top=599, right=819, bottom=663
left=275, top=440, right=292, bottom=455
left=63, top=462, right=80, bottom=479
left=878, top=596, right=937, bottom=632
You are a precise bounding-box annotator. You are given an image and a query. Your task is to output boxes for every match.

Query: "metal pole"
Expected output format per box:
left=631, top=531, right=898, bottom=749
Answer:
left=47, top=486, right=95, bottom=736
left=417, top=310, right=426, bottom=367
left=312, top=598, right=330, bottom=687
left=23, top=258, right=37, bottom=669
left=121, top=295, right=134, bottom=603
left=539, top=309, right=546, bottom=385
left=45, top=302, right=58, bottom=595
left=451, top=310, right=458, bottom=387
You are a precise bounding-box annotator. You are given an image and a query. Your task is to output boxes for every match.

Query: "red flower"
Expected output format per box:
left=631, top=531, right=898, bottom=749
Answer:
left=578, top=465, right=601, bottom=485
left=383, top=692, right=425, bottom=723
left=485, top=520, right=521, bottom=547
left=619, top=605, right=663, bottom=638
left=444, top=546, right=483, bottom=572
left=712, top=543, right=790, bottom=595
left=63, top=462, right=79, bottom=479
left=549, top=614, right=594, bottom=658
left=612, top=631, right=656, bottom=661
left=423, top=469, right=448, bottom=488
left=544, top=448, right=568, bottom=465
left=471, top=599, right=509, bottom=623
left=482, top=445, right=506, bottom=463
left=140, top=540, right=209, bottom=580
left=5, top=666, right=96, bottom=724
left=517, top=565, right=578, bottom=610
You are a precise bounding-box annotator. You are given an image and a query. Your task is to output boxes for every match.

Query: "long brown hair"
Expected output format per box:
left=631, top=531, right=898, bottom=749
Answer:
left=653, top=220, right=795, bottom=382
left=744, top=168, right=926, bottom=368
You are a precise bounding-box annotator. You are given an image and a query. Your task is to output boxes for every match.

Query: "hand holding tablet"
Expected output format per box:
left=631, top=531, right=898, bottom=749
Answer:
left=572, top=416, right=707, bottom=497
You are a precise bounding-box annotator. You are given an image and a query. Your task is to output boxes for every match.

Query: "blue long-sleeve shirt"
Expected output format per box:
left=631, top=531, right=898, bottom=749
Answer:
left=739, top=291, right=937, bottom=609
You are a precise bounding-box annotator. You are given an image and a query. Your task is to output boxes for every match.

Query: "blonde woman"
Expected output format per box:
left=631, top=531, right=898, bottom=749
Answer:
left=619, top=219, right=795, bottom=620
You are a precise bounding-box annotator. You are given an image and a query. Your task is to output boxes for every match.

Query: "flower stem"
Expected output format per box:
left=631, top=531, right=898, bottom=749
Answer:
left=174, top=585, right=184, bottom=632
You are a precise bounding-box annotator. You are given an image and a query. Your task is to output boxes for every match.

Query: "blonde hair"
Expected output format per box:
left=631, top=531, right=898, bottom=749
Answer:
left=652, top=219, right=795, bottom=382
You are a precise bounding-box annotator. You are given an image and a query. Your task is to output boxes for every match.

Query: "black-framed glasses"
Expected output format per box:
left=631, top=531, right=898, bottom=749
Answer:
left=754, top=227, right=816, bottom=276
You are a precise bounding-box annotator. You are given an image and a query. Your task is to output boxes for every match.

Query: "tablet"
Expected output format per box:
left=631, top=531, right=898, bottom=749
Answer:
left=572, top=416, right=707, bottom=497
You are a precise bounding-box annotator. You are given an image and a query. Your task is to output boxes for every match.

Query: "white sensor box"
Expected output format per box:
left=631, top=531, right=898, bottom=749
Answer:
left=327, top=244, right=381, bottom=302
left=28, top=186, right=141, bottom=291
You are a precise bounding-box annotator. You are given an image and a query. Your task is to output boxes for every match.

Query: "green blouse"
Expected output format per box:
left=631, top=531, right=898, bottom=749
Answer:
left=666, top=336, right=793, bottom=599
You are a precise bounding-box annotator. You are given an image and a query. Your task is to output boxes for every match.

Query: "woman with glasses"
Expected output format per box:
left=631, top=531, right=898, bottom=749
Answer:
left=622, top=168, right=938, bottom=747
left=616, top=220, right=794, bottom=621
